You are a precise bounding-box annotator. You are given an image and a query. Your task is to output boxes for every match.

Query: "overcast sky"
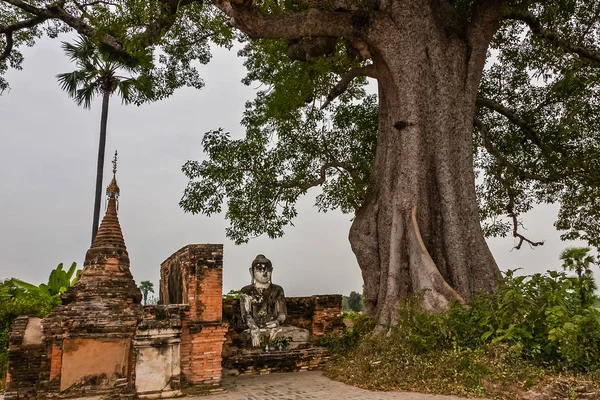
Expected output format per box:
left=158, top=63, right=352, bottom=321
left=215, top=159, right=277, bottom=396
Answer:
left=0, top=36, right=596, bottom=298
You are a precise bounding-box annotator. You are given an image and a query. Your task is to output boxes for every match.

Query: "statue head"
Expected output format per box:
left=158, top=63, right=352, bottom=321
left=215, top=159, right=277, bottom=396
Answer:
left=250, top=254, right=273, bottom=286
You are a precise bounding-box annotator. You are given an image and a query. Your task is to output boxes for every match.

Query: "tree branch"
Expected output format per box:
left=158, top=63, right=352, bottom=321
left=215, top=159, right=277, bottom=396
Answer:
left=476, top=96, right=547, bottom=150
left=0, top=13, right=49, bottom=62
left=1, top=0, right=202, bottom=59
left=505, top=10, right=600, bottom=65
left=216, top=2, right=359, bottom=40
left=0, top=14, right=48, bottom=34
left=474, top=119, right=555, bottom=183
left=483, top=144, right=545, bottom=251
left=465, top=0, right=510, bottom=93
left=1, top=0, right=125, bottom=51
left=510, top=213, right=544, bottom=250
left=1, top=32, right=13, bottom=62
left=321, top=64, right=377, bottom=109
left=279, top=161, right=354, bottom=191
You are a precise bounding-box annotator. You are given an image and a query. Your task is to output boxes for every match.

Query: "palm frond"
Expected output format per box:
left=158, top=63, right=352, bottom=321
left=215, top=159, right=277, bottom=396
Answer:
left=116, top=78, right=138, bottom=104
left=56, top=70, right=93, bottom=99
left=61, top=36, right=98, bottom=66
left=75, top=84, right=100, bottom=109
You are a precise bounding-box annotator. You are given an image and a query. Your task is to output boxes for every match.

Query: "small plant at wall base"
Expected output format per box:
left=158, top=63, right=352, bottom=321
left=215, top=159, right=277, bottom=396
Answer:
left=271, top=336, right=292, bottom=350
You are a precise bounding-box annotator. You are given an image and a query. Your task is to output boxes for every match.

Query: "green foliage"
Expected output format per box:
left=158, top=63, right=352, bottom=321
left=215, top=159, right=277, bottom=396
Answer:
left=326, top=266, right=600, bottom=397
left=13, top=262, right=80, bottom=298
left=0, top=263, right=79, bottom=388
left=347, top=290, right=363, bottom=312
left=475, top=2, right=600, bottom=250
left=342, top=291, right=364, bottom=312
left=222, top=289, right=241, bottom=300
left=180, top=39, right=376, bottom=243
left=139, top=280, right=154, bottom=305
left=271, top=336, right=292, bottom=349
left=317, top=313, right=374, bottom=356
left=3, top=0, right=600, bottom=253
left=176, top=1, right=600, bottom=253
left=560, top=247, right=597, bottom=306
left=0, top=278, right=61, bottom=390
left=56, top=36, right=153, bottom=107
left=2, top=0, right=233, bottom=96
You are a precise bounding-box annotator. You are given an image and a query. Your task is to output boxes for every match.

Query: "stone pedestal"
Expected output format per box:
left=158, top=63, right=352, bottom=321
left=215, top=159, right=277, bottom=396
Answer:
left=239, top=326, right=310, bottom=349
left=134, top=305, right=187, bottom=399
left=223, top=347, right=330, bottom=375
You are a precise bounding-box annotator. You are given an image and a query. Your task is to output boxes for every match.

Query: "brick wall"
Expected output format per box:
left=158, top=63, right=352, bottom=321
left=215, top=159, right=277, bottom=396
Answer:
left=180, top=322, right=228, bottom=386
left=160, top=244, right=227, bottom=388
left=160, top=244, right=224, bottom=322
left=5, top=317, right=44, bottom=400
left=49, top=344, right=63, bottom=381
left=311, top=295, right=345, bottom=337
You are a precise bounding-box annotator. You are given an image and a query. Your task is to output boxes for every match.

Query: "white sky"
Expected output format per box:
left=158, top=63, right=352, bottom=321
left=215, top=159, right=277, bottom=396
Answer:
left=0, top=37, right=596, bottom=298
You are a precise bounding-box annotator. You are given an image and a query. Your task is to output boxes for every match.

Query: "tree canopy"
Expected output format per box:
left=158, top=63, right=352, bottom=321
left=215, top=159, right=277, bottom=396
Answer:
left=2, top=0, right=600, bottom=319
left=1, top=1, right=598, bottom=249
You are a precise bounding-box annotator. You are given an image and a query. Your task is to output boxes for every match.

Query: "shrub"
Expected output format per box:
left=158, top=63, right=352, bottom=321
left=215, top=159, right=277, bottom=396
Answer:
left=317, top=313, right=374, bottom=356
left=325, top=267, right=600, bottom=398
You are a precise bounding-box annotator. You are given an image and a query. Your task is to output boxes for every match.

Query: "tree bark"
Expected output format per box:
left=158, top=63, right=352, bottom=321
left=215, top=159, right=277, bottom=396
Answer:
left=91, top=90, right=110, bottom=244
left=348, top=3, right=500, bottom=332
left=219, top=0, right=506, bottom=329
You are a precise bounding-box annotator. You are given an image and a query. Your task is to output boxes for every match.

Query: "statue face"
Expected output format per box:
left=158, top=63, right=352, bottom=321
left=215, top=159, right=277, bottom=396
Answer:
left=252, top=263, right=272, bottom=285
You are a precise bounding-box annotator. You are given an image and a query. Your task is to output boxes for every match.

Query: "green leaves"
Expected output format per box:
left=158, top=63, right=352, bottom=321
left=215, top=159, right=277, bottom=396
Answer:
left=181, top=38, right=375, bottom=243
left=13, top=262, right=80, bottom=298
left=139, top=280, right=154, bottom=304
left=476, top=1, right=600, bottom=250
left=56, top=35, right=156, bottom=108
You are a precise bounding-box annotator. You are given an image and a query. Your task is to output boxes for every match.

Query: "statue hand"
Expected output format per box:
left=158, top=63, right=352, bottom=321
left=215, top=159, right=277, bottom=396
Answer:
left=265, top=320, right=279, bottom=329
left=250, top=328, right=261, bottom=347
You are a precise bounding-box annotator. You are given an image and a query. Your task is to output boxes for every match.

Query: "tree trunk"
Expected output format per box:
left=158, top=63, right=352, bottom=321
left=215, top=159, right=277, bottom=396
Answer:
left=349, top=5, right=500, bottom=332
left=91, top=90, right=110, bottom=244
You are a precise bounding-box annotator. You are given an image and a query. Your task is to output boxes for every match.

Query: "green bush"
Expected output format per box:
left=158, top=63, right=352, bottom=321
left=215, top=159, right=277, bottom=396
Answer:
left=317, top=313, right=374, bottom=356
left=0, top=279, right=61, bottom=391
left=325, top=267, right=600, bottom=398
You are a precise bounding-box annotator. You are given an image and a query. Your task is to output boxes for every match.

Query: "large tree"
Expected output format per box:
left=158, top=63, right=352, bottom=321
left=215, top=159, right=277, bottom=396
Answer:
left=1, top=0, right=599, bottom=330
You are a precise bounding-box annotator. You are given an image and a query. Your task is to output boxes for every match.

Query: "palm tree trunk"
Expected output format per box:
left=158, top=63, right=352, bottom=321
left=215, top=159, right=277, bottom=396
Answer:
left=91, top=90, right=111, bottom=244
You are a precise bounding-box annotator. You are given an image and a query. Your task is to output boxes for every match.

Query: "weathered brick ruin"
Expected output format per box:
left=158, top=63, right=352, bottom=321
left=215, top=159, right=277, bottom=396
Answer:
left=40, top=179, right=143, bottom=398
left=5, top=170, right=227, bottom=399
left=159, top=244, right=228, bottom=388
left=5, top=161, right=345, bottom=399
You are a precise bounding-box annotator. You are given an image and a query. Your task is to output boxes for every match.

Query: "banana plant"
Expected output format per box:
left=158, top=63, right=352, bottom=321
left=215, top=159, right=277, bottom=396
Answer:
left=13, top=262, right=80, bottom=298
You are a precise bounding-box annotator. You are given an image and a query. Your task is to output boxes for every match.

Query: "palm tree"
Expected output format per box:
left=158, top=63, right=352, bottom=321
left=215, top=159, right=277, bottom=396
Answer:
left=57, top=36, right=146, bottom=244
left=559, top=247, right=598, bottom=306
left=139, top=281, right=155, bottom=305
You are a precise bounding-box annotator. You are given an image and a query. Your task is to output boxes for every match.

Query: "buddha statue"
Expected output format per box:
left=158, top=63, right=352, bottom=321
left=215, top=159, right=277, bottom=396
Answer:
left=240, top=254, right=309, bottom=348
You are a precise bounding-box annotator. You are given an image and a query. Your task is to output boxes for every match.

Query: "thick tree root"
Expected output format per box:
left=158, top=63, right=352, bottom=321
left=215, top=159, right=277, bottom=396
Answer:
left=372, top=206, right=465, bottom=335
left=408, top=207, right=464, bottom=312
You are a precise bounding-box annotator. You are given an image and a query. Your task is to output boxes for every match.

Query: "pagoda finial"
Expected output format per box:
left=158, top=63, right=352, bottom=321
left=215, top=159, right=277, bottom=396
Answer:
left=112, top=150, right=118, bottom=175
left=106, top=150, right=120, bottom=199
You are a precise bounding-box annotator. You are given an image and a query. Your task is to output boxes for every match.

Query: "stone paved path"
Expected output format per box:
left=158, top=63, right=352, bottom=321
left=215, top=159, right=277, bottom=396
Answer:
left=196, top=371, right=471, bottom=400
left=0, top=371, right=473, bottom=400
